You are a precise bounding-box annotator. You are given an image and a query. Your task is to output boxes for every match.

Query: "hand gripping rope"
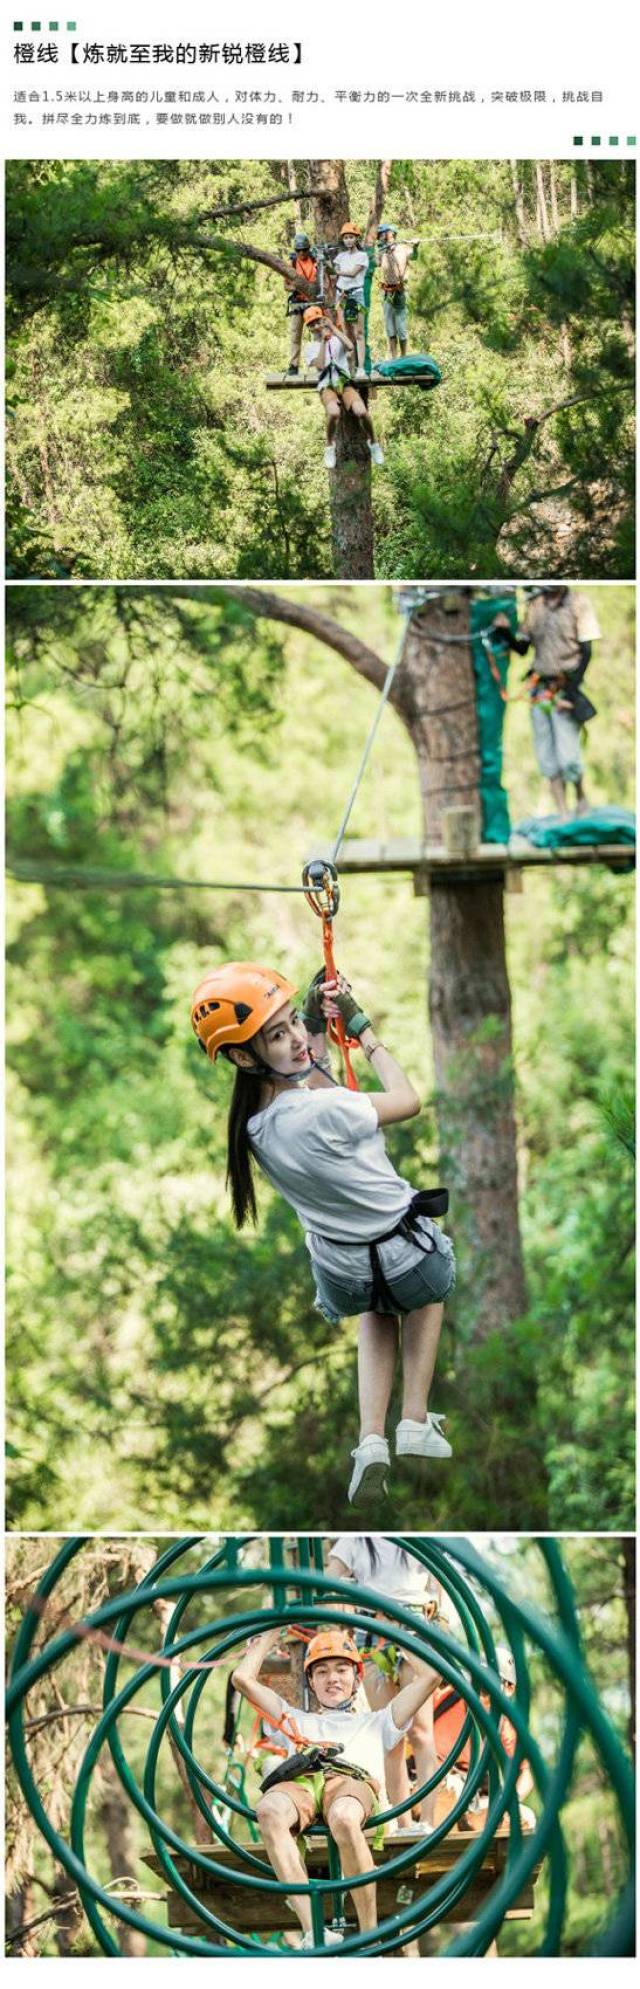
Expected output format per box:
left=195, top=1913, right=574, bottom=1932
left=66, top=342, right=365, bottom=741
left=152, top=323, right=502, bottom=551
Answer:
left=302, top=857, right=359, bottom=1090
left=6, top=1535, right=635, bottom=1958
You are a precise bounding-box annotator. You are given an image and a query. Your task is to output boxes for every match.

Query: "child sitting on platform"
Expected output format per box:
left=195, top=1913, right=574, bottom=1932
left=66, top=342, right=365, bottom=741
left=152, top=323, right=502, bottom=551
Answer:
left=232, top=1623, right=440, bottom=1949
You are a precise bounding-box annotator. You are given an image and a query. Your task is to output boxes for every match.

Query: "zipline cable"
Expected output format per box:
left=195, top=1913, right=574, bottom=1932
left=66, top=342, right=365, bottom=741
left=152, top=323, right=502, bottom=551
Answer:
left=330, top=607, right=414, bottom=864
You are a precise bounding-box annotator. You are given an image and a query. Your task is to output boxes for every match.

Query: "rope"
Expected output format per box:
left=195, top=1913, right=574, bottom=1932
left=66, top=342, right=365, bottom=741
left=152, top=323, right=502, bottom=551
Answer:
left=331, top=610, right=414, bottom=863
left=6, top=861, right=312, bottom=896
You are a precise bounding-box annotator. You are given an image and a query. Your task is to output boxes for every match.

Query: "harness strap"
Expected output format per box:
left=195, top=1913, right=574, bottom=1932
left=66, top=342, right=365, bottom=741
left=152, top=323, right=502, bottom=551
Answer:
left=320, top=1188, right=449, bottom=1315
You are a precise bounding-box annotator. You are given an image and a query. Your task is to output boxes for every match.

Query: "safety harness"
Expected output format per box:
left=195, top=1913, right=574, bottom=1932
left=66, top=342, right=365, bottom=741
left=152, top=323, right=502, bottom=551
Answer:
left=320, top=1186, right=449, bottom=1315
left=257, top=1702, right=378, bottom=1797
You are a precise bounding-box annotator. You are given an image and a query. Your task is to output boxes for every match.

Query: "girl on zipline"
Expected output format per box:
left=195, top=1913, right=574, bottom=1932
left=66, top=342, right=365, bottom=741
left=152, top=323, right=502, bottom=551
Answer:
left=191, top=962, right=455, bottom=1505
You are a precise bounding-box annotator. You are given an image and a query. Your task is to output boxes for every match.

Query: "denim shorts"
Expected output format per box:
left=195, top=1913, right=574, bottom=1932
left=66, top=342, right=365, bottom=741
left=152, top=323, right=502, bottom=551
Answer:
left=312, top=1224, right=456, bottom=1325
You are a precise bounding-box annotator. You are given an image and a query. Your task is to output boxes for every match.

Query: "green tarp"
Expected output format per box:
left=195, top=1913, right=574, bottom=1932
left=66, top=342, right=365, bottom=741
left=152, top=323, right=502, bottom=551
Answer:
left=372, top=353, right=442, bottom=385
left=470, top=596, right=516, bottom=843
left=514, top=807, right=636, bottom=857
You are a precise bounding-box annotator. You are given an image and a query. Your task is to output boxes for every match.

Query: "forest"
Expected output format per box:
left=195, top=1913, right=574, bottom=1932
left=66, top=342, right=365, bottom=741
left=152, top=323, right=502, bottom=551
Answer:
left=5, top=582, right=635, bottom=1534
left=5, top=156, right=636, bottom=580
left=5, top=1534, right=634, bottom=1958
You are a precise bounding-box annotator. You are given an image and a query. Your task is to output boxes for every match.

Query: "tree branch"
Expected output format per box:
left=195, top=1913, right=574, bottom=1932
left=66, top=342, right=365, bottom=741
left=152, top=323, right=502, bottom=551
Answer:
left=174, top=228, right=317, bottom=298
left=200, top=187, right=321, bottom=222
left=220, top=586, right=389, bottom=691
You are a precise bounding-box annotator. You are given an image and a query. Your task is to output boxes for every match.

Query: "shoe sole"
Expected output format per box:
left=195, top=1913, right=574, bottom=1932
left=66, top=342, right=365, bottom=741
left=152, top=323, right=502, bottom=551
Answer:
left=396, top=1446, right=452, bottom=1461
left=348, top=1461, right=389, bottom=1504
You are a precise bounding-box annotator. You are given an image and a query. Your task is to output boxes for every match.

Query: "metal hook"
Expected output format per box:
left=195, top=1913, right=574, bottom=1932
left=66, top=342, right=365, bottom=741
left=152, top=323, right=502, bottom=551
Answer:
left=301, top=856, right=341, bottom=922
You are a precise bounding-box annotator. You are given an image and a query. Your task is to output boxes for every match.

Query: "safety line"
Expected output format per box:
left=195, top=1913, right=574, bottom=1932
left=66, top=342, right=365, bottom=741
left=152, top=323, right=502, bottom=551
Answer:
left=330, top=613, right=413, bottom=863
left=6, top=861, right=310, bottom=895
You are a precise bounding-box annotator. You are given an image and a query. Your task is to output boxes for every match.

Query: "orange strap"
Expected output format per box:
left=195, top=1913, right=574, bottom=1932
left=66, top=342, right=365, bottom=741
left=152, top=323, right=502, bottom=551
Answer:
left=484, top=645, right=545, bottom=706
left=321, top=917, right=359, bottom=1092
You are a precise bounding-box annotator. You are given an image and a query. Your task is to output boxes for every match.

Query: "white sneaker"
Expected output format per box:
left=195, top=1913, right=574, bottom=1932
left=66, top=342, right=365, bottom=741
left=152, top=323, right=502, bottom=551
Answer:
left=348, top=1434, right=390, bottom=1504
left=396, top=1817, right=435, bottom=1836
left=299, top=1928, right=344, bottom=1950
left=324, top=444, right=337, bottom=469
left=368, top=441, right=385, bottom=465
left=395, top=1414, right=452, bottom=1459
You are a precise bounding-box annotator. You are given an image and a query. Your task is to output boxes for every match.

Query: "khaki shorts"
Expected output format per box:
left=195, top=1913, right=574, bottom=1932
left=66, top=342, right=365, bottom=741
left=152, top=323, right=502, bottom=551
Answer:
left=266, top=1769, right=378, bottom=1835
left=320, top=383, right=367, bottom=420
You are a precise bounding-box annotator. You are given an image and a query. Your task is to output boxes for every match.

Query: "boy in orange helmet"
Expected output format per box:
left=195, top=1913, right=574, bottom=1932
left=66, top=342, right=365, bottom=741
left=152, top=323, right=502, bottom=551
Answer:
left=232, top=1622, right=440, bottom=1948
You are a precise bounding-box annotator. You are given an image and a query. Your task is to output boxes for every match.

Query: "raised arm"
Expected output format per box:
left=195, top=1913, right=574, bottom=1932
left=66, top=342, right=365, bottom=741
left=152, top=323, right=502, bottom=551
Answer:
left=321, top=973, right=421, bottom=1124
left=389, top=1657, right=441, bottom=1731
left=231, top=1625, right=286, bottom=1723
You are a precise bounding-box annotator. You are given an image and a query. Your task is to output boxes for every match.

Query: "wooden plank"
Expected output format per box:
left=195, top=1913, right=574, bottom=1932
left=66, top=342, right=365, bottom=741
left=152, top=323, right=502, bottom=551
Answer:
left=337, top=835, right=634, bottom=879
left=264, top=371, right=439, bottom=391
left=144, top=1834, right=539, bottom=1937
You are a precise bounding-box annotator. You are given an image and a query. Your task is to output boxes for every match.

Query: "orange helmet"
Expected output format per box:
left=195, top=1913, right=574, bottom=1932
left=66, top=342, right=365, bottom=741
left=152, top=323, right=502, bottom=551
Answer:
left=339, top=221, right=360, bottom=237
left=303, top=304, right=323, bottom=324
left=304, top=1630, right=364, bottom=1679
left=191, top=962, right=296, bottom=1062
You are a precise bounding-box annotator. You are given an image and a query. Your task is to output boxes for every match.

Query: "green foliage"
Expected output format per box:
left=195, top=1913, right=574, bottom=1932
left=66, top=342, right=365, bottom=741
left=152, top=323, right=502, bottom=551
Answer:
left=5, top=159, right=635, bottom=579
left=4, top=584, right=635, bottom=1530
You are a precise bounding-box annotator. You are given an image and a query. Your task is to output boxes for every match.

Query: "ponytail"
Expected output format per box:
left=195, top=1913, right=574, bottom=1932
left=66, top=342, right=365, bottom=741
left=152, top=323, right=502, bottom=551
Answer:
left=226, top=1065, right=262, bottom=1229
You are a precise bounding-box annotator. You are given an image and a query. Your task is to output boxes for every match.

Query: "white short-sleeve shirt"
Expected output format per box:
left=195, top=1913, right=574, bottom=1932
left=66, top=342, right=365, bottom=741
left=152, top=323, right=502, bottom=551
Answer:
left=275, top=1695, right=410, bottom=1785
left=330, top=1537, right=439, bottom=1609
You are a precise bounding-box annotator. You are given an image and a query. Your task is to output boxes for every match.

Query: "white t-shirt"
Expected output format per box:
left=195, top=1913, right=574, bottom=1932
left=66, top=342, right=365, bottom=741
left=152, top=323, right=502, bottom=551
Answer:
left=334, top=248, right=369, bottom=293
left=275, top=1695, right=410, bottom=1785
left=248, top=1088, right=434, bottom=1282
left=248, top=1088, right=408, bottom=1235
left=330, top=1537, right=439, bottom=1609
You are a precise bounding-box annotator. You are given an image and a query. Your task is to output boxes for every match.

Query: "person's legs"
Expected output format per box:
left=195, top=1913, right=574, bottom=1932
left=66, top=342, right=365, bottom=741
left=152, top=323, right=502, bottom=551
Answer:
left=288, top=310, right=303, bottom=370
left=396, top=301, right=409, bottom=354
left=355, top=309, right=366, bottom=370
left=256, top=1789, right=314, bottom=1937
left=555, top=708, right=589, bottom=812
left=531, top=704, right=568, bottom=815
left=326, top=1794, right=378, bottom=1932
left=343, top=384, right=376, bottom=444
left=320, top=387, right=341, bottom=446
left=358, top=1310, right=398, bottom=1438
left=400, top=1303, right=444, bottom=1422
left=383, top=294, right=397, bottom=358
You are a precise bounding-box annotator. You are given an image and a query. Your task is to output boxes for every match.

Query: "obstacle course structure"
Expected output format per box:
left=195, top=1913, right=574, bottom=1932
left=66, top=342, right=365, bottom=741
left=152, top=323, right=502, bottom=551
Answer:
left=6, top=1536, right=635, bottom=1957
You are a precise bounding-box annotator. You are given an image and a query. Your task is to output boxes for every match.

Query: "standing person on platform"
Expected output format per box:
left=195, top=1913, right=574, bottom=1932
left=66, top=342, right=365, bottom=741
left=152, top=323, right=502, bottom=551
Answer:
left=490, top=587, right=600, bottom=815
left=333, top=223, right=370, bottom=371
left=377, top=224, right=420, bottom=357
left=284, top=232, right=318, bottom=375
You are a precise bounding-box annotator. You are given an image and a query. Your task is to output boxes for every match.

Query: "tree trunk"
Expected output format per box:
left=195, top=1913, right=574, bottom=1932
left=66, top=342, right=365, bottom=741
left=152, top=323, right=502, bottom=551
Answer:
left=510, top=160, right=528, bottom=246
left=332, top=409, right=374, bottom=576
left=308, top=159, right=350, bottom=240
left=570, top=171, right=579, bottom=220
left=394, top=597, right=527, bottom=1336
left=535, top=163, right=552, bottom=242
left=308, top=160, right=375, bottom=578
left=286, top=159, right=305, bottom=230
left=549, top=163, right=561, bottom=236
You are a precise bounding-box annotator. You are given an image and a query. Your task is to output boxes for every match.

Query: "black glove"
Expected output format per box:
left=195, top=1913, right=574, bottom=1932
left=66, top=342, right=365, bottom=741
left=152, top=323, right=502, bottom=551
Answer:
left=301, top=969, right=371, bottom=1040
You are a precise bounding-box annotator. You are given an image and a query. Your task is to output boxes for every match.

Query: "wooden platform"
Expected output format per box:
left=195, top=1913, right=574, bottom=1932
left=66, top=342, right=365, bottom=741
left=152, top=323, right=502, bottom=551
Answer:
left=264, top=370, right=440, bottom=390
left=337, top=835, right=635, bottom=891
left=143, top=1823, right=540, bottom=1946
